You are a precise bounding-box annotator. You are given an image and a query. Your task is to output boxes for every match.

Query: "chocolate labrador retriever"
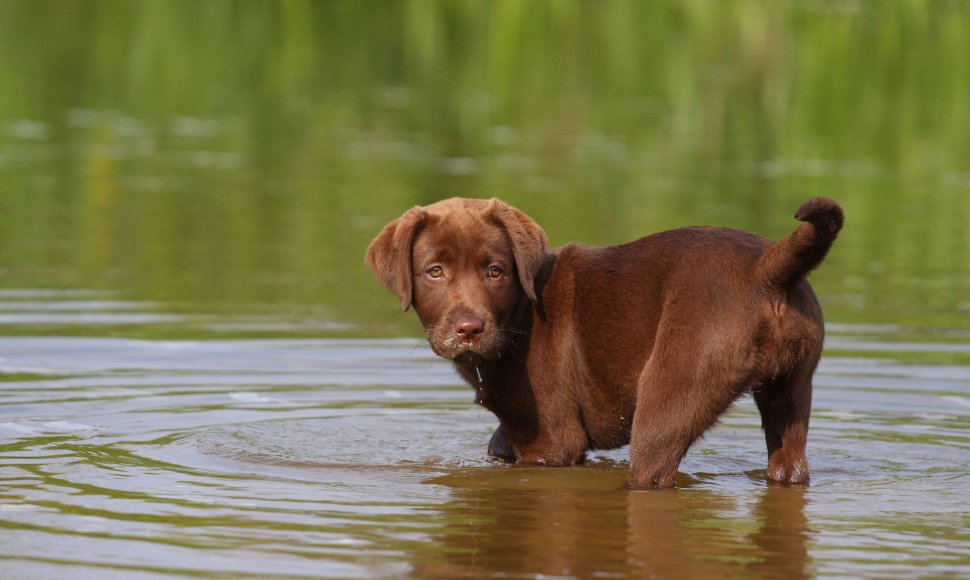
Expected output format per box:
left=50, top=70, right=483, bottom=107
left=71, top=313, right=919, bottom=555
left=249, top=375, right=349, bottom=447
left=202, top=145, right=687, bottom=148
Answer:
left=366, top=197, right=842, bottom=488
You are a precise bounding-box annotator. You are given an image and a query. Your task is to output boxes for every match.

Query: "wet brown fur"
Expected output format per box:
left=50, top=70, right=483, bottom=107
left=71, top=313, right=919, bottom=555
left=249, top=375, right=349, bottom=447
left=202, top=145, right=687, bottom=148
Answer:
left=366, top=197, right=843, bottom=488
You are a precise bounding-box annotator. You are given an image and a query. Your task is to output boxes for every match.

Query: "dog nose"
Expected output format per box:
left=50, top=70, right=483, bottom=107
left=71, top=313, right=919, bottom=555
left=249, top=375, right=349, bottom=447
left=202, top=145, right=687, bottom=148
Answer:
left=454, top=317, right=485, bottom=342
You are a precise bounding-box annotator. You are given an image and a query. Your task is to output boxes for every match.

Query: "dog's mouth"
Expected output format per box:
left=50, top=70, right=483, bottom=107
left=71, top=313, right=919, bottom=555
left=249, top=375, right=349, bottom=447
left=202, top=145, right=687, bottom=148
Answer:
left=425, top=317, right=504, bottom=365
left=452, top=350, right=486, bottom=366
left=428, top=334, right=497, bottom=365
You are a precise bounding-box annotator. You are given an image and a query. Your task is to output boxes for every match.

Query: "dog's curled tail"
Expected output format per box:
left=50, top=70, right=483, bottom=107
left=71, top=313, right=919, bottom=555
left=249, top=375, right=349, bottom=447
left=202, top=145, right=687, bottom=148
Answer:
left=757, top=197, right=844, bottom=289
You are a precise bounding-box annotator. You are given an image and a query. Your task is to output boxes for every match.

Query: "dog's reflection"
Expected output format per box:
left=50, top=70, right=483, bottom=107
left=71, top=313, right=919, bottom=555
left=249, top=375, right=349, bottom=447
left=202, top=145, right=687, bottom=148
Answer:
left=414, top=471, right=810, bottom=579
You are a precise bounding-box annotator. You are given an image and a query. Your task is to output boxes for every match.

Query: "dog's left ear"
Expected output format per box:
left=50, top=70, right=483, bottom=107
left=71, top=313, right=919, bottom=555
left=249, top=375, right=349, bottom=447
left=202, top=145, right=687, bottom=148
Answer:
left=487, top=199, right=548, bottom=303
left=365, top=206, right=427, bottom=311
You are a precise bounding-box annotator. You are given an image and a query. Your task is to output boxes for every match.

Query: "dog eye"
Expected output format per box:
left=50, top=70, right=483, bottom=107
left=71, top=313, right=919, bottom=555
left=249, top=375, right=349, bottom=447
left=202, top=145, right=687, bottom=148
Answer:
left=487, top=266, right=504, bottom=279
left=427, top=266, right=444, bottom=279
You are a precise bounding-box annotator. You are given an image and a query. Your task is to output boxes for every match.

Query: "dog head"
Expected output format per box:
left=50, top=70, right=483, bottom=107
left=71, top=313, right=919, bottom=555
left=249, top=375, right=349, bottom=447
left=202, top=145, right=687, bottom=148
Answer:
left=366, top=198, right=547, bottom=363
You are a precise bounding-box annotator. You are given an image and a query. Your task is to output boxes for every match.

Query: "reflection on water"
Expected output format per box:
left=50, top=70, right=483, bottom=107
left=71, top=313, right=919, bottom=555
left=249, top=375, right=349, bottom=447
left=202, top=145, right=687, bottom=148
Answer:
left=1, top=330, right=969, bottom=578
left=1, top=2, right=969, bottom=335
left=0, top=289, right=354, bottom=337
left=417, top=477, right=811, bottom=579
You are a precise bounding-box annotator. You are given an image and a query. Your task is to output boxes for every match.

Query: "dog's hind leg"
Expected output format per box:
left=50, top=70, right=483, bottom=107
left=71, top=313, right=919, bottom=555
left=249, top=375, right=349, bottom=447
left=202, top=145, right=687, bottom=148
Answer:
left=753, top=362, right=814, bottom=485
left=628, top=346, right=748, bottom=489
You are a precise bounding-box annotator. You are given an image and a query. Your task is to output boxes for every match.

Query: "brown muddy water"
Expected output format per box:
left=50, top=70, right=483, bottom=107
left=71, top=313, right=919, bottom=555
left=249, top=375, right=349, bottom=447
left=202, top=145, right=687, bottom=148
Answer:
left=1, top=299, right=969, bottom=578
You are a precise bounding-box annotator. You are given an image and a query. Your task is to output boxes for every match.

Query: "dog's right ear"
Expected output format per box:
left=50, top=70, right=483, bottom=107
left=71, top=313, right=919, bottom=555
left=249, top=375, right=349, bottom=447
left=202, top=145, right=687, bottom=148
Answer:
left=365, top=206, right=427, bottom=311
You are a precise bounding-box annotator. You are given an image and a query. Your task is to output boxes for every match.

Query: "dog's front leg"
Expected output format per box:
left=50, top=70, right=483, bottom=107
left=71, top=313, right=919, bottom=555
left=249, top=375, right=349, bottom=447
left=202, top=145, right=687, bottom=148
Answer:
left=513, top=413, right=589, bottom=467
left=480, top=371, right=589, bottom=467
left=488, top=423, right=587, bottom=466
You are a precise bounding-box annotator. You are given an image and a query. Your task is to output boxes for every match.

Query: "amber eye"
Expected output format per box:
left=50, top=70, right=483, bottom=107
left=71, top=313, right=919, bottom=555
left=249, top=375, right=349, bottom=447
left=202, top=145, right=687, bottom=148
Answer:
left=487, top=266, right=504, bottom=279
left=427, top=266, right=444, bottom=279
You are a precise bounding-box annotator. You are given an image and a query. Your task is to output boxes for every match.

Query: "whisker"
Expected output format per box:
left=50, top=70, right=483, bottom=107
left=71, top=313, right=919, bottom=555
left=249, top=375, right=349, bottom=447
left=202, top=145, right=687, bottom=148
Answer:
left=404, top=337, right=432, bottom=360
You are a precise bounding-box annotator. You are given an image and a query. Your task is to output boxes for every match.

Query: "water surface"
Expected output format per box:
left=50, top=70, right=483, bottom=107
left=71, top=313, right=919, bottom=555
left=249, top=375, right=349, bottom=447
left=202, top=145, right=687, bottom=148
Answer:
left=2, top=324, right=969, bottom=578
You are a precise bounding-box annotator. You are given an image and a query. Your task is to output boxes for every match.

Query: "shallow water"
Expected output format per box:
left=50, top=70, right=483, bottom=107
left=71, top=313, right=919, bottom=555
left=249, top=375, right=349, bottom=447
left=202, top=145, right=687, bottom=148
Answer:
left=2, top=329, right=969, bottom=579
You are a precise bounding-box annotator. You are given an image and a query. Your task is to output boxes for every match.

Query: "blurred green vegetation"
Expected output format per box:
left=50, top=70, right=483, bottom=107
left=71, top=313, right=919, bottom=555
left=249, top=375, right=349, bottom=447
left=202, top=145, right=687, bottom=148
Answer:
left=0, top=0, right=968, bottom=336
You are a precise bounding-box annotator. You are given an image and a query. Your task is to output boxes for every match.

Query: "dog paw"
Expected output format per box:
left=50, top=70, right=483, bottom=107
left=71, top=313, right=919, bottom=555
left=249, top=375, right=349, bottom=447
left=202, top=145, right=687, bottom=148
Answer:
left=487, top=426, right=517, bottom=461
left=766, top=458, right=810, bottom=485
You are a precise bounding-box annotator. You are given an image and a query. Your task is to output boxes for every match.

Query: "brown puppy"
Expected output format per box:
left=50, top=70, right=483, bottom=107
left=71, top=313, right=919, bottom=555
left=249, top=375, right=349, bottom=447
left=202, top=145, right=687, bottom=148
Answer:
left=366, top=197, right=843, bottom=488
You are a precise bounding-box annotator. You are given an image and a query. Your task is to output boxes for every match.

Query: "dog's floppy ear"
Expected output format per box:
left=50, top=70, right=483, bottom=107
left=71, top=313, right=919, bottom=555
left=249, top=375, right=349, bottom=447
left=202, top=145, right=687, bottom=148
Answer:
left=487, top=199, right=548, bottom=303
left=365, top=206, right=427, bottom=311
